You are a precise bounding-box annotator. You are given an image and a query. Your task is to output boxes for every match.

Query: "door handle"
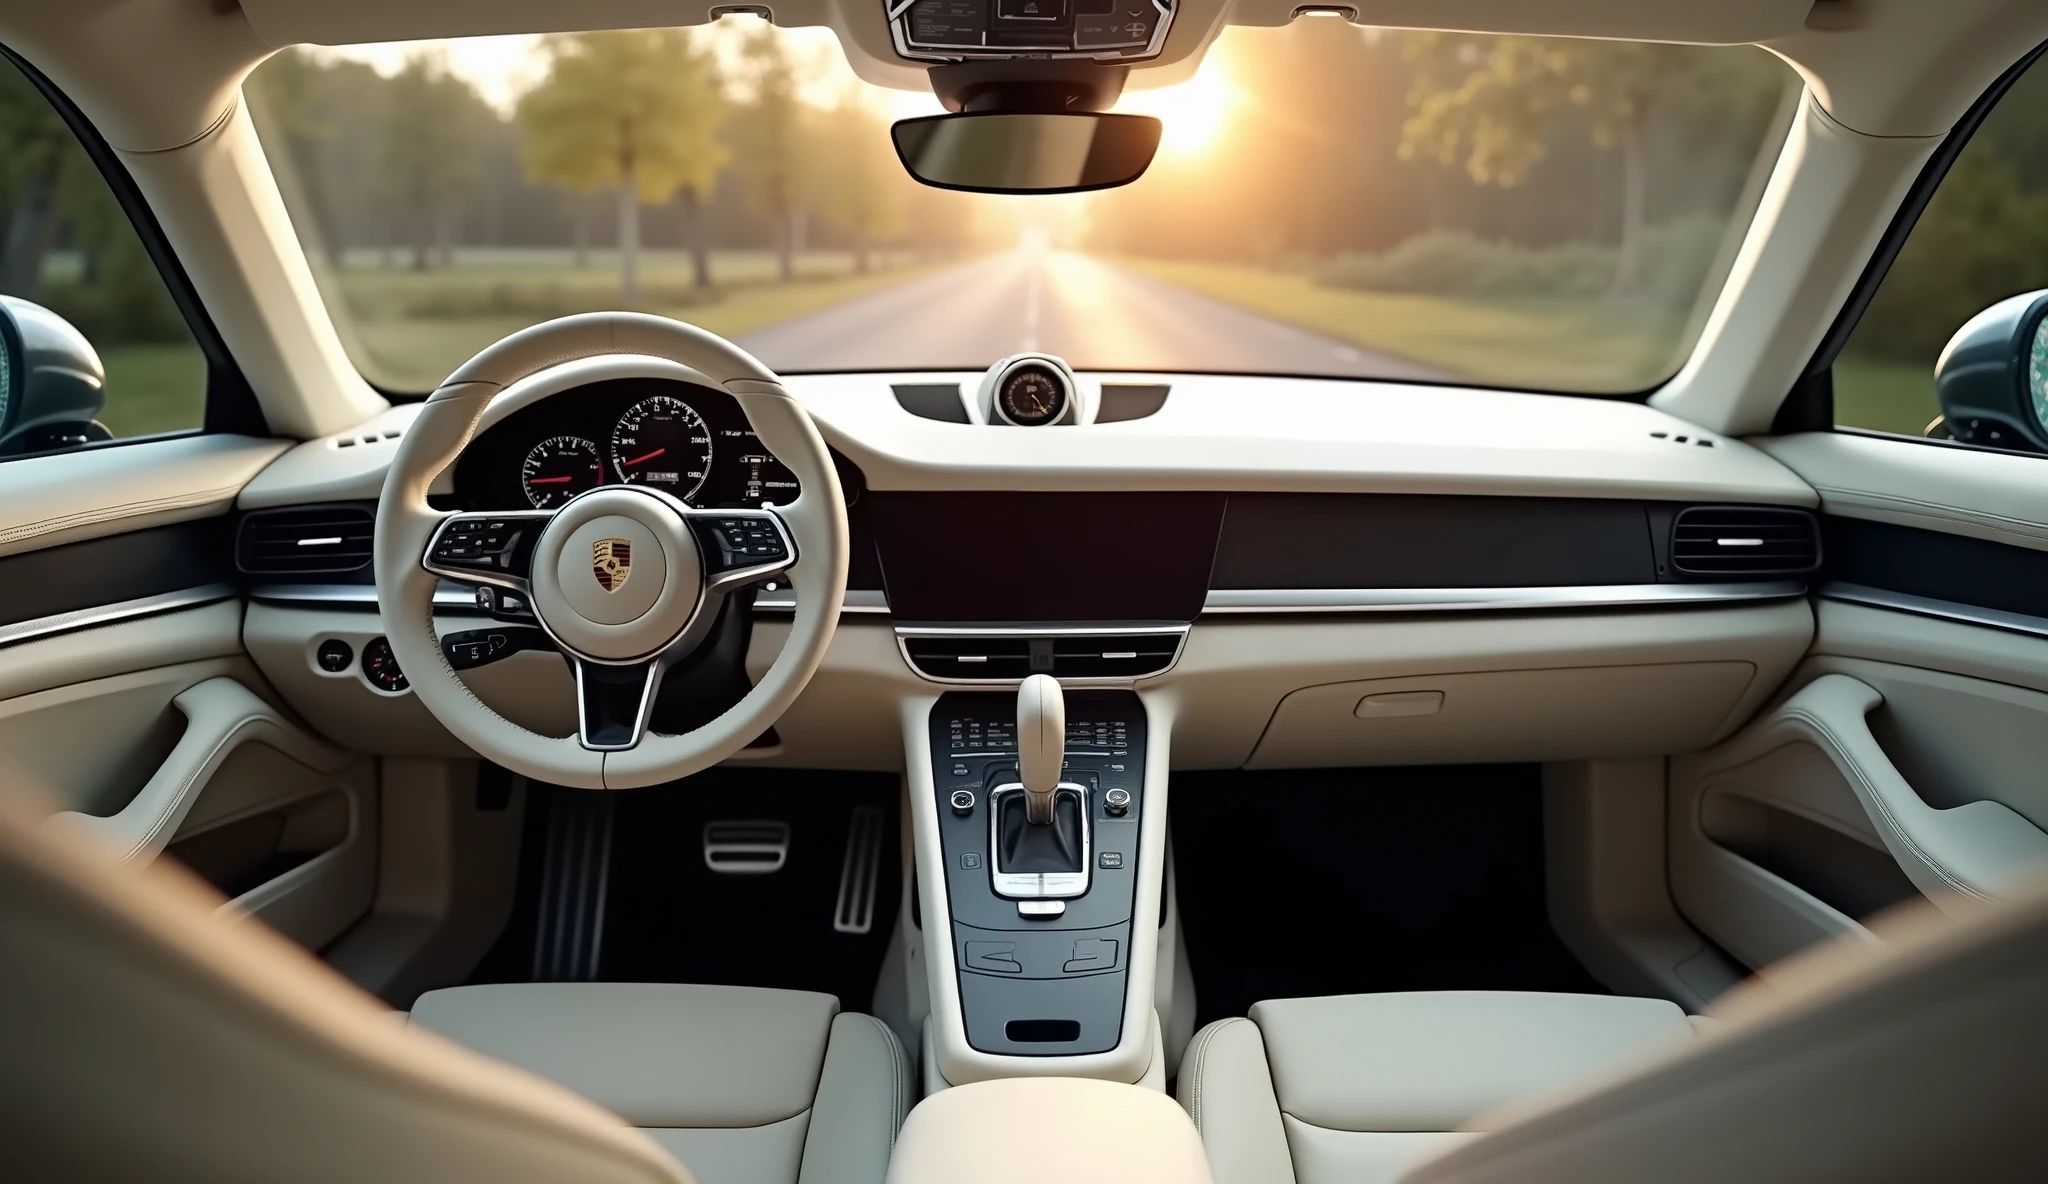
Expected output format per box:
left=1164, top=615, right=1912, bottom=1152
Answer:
left=1772, top=674, right=2048, bottom=911
left=51, top=677, right=347, bottom=865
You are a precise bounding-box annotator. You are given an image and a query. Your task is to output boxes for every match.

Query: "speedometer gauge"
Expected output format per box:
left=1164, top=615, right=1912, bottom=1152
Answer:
left=521, top=436, right=603, bottom=508
left=612, top=395, right=713, bottom=502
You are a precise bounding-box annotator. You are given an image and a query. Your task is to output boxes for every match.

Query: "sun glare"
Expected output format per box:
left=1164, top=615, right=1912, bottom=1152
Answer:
left=1115, top=66, right=1235, bottom=155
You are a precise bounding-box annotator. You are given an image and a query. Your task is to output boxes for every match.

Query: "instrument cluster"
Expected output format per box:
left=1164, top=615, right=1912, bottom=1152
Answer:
left=450, top=377, right=801, bottom=512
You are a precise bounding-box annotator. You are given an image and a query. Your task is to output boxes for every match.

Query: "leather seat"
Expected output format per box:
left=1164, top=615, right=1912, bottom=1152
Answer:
left=1180, top=990, right=1704, bottom=1184
left=0, top=791, right=906, bottom=1184
left=409, top=982, right=908, bottom=1184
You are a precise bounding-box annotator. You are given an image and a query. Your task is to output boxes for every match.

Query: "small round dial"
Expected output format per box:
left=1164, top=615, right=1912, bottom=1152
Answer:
left=996, top=364, right=1067, bottom=426
left=612, top=395, right=713, bottom=502
left=521, top=436, right=604, bottom=508
left=361, top=637, right=408, bottom=693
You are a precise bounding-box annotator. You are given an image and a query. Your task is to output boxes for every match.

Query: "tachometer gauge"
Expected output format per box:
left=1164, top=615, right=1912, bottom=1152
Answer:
left=612, top=394, right=713, bottom=502
left=520, top=436, right=604, bottom=508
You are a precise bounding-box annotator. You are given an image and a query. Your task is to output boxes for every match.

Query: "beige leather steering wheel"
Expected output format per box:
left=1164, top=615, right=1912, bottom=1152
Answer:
left=372, top=313, right=848, bottom=790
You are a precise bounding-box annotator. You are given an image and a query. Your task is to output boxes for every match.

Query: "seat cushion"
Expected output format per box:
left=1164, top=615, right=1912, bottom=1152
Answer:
left=1181, top=991, right=1702, bottom=1184
left=411, top=982, right=909, bottom=1184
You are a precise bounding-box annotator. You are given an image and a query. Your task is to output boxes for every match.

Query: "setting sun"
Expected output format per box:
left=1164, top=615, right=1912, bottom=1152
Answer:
left=1115, top=64, right=1237, bottom=155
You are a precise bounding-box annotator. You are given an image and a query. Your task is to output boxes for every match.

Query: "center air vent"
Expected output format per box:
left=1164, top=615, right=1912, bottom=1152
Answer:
left=1670, top=506, right=1820, bottom=578
left=899, top=630, right=1186, bottom=683
left=237, top=505, right=375, bottom=576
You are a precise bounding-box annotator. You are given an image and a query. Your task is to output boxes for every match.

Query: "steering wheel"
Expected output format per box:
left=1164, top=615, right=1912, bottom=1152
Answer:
left=372, top=313, right=848, bottom=790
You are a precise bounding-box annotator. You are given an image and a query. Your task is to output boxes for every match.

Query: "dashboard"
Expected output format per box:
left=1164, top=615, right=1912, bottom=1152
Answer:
left=449, top=377, right=802, bottom=511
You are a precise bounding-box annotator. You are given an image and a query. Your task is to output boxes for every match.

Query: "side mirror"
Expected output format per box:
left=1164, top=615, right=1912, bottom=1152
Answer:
left=0, top=295, right=110, bottom=457
left=1933, top=289, right=2048, bottom=451
left=891, top=112, right=1161, bottom=195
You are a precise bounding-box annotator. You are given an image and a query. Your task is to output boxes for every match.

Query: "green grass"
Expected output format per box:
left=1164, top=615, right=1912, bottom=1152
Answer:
left=316, top=249, right=960, bottom=391
left=97, top=343, right=205, bottom=439
left=1834, top=356, right=1939, bottom=437
left=1118, top=257, right=1690, bottom=393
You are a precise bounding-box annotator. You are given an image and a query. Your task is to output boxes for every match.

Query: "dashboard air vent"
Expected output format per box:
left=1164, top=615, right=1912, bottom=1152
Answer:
left=237, top=505, right=375, bottom=575
left=899, top=631, right=1185, bottom=682
left=1670, top=506, right=1819, bottom=577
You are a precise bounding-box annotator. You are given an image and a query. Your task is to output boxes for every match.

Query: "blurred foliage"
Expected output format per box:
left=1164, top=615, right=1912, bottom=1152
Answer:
left=0, top=64, right=189, bottom=350
left=1848, top=61, right=2048, bottom=368
left=1318, top=214, right=1728, bottom=307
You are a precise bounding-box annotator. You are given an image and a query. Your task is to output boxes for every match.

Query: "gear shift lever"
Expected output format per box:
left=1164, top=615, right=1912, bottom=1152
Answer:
left=1017, top=674, right=1065, bottom=825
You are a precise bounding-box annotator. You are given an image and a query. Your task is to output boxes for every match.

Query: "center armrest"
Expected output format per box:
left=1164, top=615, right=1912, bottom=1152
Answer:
left=887, top=1078, right=1213, bottom=1184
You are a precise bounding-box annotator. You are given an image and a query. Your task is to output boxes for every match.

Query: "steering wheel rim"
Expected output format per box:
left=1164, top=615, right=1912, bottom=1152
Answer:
left=372, top=312, right=848, bottom=790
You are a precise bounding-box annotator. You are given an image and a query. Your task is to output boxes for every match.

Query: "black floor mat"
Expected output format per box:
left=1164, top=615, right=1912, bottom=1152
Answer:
left=470, top=768, right=900, bottom=1012
left=1171, top=764, right=1603, bottom=1027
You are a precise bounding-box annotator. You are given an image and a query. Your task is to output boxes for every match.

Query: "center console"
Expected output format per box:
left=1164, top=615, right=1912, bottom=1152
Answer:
left=909, top=681, right=1167, bottom=1084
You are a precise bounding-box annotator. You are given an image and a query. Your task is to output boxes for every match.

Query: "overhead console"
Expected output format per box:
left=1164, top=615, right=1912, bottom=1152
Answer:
left=888, top=0, right=1177, bottom=63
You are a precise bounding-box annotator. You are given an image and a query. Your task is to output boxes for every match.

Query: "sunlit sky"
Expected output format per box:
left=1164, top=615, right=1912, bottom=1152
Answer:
left=315, top=17, right=1235, bottom=156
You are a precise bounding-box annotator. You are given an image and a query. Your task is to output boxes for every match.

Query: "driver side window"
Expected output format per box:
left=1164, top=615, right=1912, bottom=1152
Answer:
left=1833, top=49, right=2048, bottom=448
left=0, top=51, right=206, bottom=458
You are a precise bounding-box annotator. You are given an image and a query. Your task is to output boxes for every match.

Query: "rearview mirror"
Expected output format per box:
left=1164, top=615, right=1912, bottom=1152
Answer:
left=891, top=112, right=1161, bottom=195
left=1933, top=289, right=2048, bottom=451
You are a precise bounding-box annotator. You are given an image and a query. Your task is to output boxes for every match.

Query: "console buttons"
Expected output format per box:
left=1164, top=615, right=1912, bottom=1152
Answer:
left=1063, top=938, right=1119, bottom=974
left=996, top=0, right=1064, bottom=19
left=960, top=852, right=983, bottom=871
left=431, top=518, right=529, bottom=575
left=1017, top=900, right=1066, bottom=919
left=964, top=941, right=1023, bottom=974
left=1098, top=851, right=1124, bottom=869
left=950, top=789, right=977, bottom=816
left=316, top=639, right=353, bottom=673
left=906, top=0, right=985, bottom=47
left=1104, top=788, right=1132, bottom=817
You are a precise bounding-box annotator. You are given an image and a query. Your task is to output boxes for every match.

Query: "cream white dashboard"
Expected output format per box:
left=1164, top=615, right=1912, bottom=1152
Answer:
left=233, top=369, right=1821, bottom=773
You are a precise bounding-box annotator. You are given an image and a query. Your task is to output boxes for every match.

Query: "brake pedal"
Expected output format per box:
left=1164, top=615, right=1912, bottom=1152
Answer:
left=833, top=805, right=887, bottom=935
left=703, top=820, right=790, bottom=874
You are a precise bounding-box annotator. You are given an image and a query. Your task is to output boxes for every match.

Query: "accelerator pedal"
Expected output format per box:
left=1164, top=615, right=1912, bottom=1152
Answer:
left=833, top=805, right=888, bottom=935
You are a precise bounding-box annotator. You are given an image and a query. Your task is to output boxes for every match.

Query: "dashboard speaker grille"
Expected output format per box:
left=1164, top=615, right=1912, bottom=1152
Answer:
left=1670, top=506, right=1820, bottom=577
left=237, top=505, right=375, bottom=575
left=900, top=631, right=1184, bottom=682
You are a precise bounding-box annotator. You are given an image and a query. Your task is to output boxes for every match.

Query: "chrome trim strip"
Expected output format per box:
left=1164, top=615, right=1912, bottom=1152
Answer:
left=754, top=588, right=890, bottom=614
left=1200, top=582, right=1806, bottom=615
left=250, top=583, right=487, bottom=612
left=895, top=623, right=1188, bottom=637
left=894, top=624, right=1190, bottom=686
left=1821, top=581, right=2048, bottom=641
left=256, top=582, right=893, bottom=616
left=0, top=583, right=237, bottom=650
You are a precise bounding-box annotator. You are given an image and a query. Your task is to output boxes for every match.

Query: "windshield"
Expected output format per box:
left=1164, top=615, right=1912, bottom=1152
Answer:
left=246, top=20, right=1795, bottom=394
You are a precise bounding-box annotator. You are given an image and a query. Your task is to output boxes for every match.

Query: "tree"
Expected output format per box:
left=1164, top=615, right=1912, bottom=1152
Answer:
left=516, top=30, right=727, bottom=302
left=1398, top=35, right=1780, bottom=295
left=730, top=25, right=808, bottom=283
left=378, top=53, right=490, bottom=272
left=815, top=95, right=908, bottom=273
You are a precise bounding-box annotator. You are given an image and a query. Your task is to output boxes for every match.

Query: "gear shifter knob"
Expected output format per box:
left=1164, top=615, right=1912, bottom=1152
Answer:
left=1017, top=674, right=1065, bottom=825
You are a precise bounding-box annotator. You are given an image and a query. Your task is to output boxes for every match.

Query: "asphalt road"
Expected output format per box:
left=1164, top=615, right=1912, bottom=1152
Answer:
left=735, top=248, right=1445, bottom=379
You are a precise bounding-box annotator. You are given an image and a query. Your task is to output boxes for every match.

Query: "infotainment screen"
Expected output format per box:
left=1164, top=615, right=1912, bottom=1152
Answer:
left=866, top=491, right=1226, bottom=623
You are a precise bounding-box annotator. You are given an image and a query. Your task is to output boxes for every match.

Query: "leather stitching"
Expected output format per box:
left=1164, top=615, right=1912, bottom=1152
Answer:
left=863, top=1014, right=909, bottom=1145
left=1181, top=1017, right=1246, bottom=1130
left=0, top=484, right=240, bottom=548
left=1817, top=486, right=2048, bottom=548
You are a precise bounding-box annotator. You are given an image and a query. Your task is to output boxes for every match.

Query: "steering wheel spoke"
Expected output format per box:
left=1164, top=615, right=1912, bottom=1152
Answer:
left=573, top=656, right=666, bottom=751
left=684, top=507, right=797, bottom=592
left=423, top=510, right=552, bottom=593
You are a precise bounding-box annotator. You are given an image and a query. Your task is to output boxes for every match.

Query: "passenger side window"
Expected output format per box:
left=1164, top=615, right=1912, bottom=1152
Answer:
left=0, top=52, right=206, bottom=459
left=1833, top=49, right=2048, bottom=449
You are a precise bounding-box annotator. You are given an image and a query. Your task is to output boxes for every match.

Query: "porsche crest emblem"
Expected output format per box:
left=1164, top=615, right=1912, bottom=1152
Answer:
left=591, top=538, right=632, bottom=593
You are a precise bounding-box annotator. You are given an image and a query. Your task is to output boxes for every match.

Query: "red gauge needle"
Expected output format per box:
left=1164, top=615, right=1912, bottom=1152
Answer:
left=622, top=448, right=666, bottom=467
left=528, top=476, right=575, bottom=484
